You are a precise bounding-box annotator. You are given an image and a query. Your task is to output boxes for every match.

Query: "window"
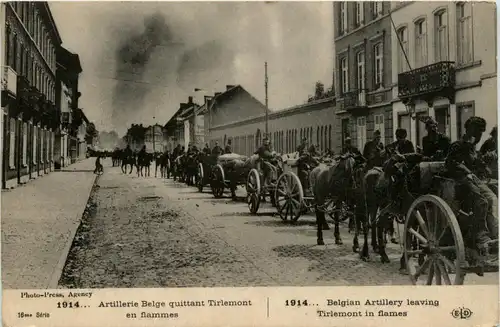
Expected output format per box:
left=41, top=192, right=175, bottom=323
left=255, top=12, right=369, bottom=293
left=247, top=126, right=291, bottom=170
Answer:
left=374, top=43, right=383, bottom=88
left=354, top=52, right=365, bottom=92
left=324, top=126, right=328, bottom=151
left=398, top=114, right=411, bottom=140
left=340, top=3, right=347, bottom=34
left=457, top=2, right=473, bottom=64
left=397, top=27, right=409, bottom=73
left=328, top=125, right=332, bottom=150
left=414, top=19, right=427, bottom=67
left=316, top=127, right=320, bottom=148
left=373, top=2, right=383, bottom=18
left=374, top=114, right=385, bottom=145
left=33, top=126, right=37, bottom=164
left=22, top=122, right=27, bottom=166
left=356, top=117, right=367, bottom=150
left=416, top=111, right=428, bottom=146
left=435, top=106, right=450, bottom=137
left=9, top=119, right=16, bottom=168
left=435, top=10, right=448, bottom=61
left=457, top=102, right=475, bottom=138
left=340, top=57, right=349, bottom=94
left=5, top=27, right=11, bottom=67
left=355, top=2, right=364, bottom=26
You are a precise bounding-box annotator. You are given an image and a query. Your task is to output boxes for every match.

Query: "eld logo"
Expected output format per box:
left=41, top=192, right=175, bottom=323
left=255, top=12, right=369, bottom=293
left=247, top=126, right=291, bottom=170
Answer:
left=451, top=307, right=473, bottom=320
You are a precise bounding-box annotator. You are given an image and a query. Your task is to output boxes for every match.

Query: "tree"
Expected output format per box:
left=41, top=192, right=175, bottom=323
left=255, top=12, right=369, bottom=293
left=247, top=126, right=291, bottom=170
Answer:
left=314, top=81, right=325, bottom=99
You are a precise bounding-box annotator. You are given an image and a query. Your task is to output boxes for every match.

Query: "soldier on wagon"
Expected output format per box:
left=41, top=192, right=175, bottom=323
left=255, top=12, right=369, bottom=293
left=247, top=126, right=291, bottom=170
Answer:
left=445, top=117, right=498, bottom=255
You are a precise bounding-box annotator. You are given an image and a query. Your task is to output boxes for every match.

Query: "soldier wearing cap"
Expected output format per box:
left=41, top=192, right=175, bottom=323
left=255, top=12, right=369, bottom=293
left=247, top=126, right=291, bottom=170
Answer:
left=420, top=116, right=451, bottom=160
left=296, top=138, right=318, bottom=195
left=363, top=130, right=385, bottom=169
left=342, top=136, right=362, bottom=156
left=203, top=143, right=211, bottom=155
left=255, top=136, right=274, bottom=186
left=224, top=139, right=233, bottom=154
left=445, top=116, right=498, bottom=253
left=297, top=137, right=308, bottom=156
left=211, top=141, right=223, bottom=157
left=387, top=128, right=415, bottom=155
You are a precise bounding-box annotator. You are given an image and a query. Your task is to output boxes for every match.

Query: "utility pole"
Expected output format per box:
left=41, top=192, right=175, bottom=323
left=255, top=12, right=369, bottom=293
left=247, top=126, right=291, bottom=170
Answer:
left=265, top=62, right=269, bottom=137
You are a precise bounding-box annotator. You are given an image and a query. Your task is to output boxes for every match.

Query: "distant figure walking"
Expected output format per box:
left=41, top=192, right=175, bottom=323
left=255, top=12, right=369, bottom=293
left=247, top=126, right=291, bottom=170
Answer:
left=94, top=155, right=104, bottom=175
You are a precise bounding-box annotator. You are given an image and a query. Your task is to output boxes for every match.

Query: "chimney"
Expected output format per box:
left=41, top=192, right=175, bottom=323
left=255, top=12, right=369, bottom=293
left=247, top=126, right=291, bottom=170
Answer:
left=188, top=96, right=193, bottom=104
left=226, top=85, right=235, bottom=91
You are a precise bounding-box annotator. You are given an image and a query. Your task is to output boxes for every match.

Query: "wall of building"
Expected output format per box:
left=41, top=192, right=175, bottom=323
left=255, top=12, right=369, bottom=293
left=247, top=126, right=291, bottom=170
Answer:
left=391, top=1, right=497, bottom=147
left=207, top=99, right=339, bottom=156
left=2, top=2, right=60, bottom=188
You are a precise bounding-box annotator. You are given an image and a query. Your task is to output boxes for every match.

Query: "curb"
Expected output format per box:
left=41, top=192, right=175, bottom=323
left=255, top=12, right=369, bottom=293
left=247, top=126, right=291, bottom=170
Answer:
left=47, top=173, right=100, bottom=289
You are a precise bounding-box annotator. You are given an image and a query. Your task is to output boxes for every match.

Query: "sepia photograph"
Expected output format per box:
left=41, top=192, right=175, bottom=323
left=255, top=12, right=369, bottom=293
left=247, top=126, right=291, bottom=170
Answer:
left=1, top=0, right=498, bottom=296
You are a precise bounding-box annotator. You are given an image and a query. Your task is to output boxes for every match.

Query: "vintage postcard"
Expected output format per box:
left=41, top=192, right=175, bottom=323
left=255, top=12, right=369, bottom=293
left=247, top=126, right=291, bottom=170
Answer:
left=1, top=1, right=498, bottom=326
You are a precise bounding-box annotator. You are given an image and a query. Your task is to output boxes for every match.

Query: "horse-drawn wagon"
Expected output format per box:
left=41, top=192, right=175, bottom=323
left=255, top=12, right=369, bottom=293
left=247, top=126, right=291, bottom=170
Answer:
left=210, top=153, right=252, bottom=199
left=196, top=153, right=218, bottom=192
left=245, top=153, right=284, bottom=214
left=363, top=154, right=499, bottom=285
left=271, top=154, right=350, bottom=223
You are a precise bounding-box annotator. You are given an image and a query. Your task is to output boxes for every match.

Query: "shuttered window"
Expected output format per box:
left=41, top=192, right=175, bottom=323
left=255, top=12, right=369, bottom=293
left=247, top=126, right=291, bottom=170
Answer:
left=33, top=126, right=37, bottom=164
left=374, top=114, right=385, bottom=145
left=22, top=122, right=27, bottom=165
left=9, top=118, right=16, bottom=168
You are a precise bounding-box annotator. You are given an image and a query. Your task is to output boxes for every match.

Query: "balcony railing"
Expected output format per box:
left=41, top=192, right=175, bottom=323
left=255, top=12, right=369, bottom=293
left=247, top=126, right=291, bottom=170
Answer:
left=398, top=61, right=455, bottom=100
left=343, top=89, right=367, bottom=109
left=1, top=66, right=17, bottom=96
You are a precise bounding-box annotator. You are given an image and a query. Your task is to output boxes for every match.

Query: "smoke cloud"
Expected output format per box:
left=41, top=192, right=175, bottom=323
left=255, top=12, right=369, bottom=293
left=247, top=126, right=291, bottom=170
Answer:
left=55, top=2, right=334, bottom=135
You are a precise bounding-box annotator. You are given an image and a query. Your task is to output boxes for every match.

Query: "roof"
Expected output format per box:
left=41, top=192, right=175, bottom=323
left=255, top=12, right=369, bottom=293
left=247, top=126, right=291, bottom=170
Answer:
left=78, top=108, right=89, bottom=124
left=56, top=46, right=83, bottom=74
left=209, top=85, right=270, bottom=114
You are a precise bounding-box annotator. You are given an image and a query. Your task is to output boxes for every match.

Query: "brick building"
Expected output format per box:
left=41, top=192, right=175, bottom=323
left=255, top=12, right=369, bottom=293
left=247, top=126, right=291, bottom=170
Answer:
left=333, top=1, right=393, bottom=152
left=391, top=1, right=497, bottom=147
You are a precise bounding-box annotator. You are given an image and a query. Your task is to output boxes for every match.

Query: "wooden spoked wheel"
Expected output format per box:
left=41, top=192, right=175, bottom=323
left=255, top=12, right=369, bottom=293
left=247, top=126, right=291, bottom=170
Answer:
left=247, top=169, right=261, bottom=214
left=275, top=172, right=304, bottom=222
left=210, top=164, right=225, bottom=198
left=404, top=195, right=465, bottom=285
left=197, top=163, right=204, bottom=192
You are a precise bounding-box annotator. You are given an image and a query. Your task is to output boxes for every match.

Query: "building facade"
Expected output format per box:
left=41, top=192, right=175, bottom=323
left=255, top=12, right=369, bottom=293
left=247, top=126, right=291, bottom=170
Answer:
left=333, top=1, right=393, bottom=152
left=2, top=2, right=61, bottom=188
left=55, top=46, right=82, bottom=167
left=163, top=85, right=339, bottom=157
left=144, top=124, right=164, bottom=153
left=391, top=1, right=497, bottom=147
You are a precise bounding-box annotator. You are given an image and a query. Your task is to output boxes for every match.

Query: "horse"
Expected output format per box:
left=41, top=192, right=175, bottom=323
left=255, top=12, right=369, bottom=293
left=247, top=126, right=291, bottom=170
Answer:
left=121, top=152, right=136, bottom=174
left=136, top=152, right=153, bottom=177
left=112, top=149, right=122, bottom=167
left=155, top=152, right=170, bottom=178
left=310, top=154, right=363, bottom=246
left=362, top=153, right=427, bottom=266
left=172, top=154, right=185, bottom=182
left=184, top=153, right=199, bottom=186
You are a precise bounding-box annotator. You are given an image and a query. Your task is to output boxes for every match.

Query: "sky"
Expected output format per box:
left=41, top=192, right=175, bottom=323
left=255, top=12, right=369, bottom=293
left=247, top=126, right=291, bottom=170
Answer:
left=49, top=1, right=334, bottom=136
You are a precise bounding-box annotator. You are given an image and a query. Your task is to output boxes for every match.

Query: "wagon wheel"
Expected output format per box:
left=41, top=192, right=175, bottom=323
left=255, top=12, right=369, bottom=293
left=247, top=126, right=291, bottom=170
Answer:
left=247, top=169, right=261, bottom=214
left=275, top=172, right=304, bottom=222
left=211, top=164, right=225, bottom=198
left=404, top=194, right=465, bottom=285
left=197, top=163, right=204, bottom=192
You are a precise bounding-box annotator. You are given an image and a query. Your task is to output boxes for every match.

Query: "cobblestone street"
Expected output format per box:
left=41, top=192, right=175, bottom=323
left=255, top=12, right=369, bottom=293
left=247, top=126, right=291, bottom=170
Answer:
left=60, top=163, right=498, bottom=287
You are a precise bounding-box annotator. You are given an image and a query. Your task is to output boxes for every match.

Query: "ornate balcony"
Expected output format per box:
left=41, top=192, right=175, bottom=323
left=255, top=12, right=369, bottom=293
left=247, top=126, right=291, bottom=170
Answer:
left=342, top=89, right=368, bottom=115
left=1, top=66, right=17, bottom=97
left=398, top=61, right=456, bottom=104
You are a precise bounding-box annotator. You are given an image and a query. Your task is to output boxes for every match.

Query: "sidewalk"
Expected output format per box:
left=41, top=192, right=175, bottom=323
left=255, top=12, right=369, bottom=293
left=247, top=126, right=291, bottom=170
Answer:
left=1, top=158, right=97, bottom=289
